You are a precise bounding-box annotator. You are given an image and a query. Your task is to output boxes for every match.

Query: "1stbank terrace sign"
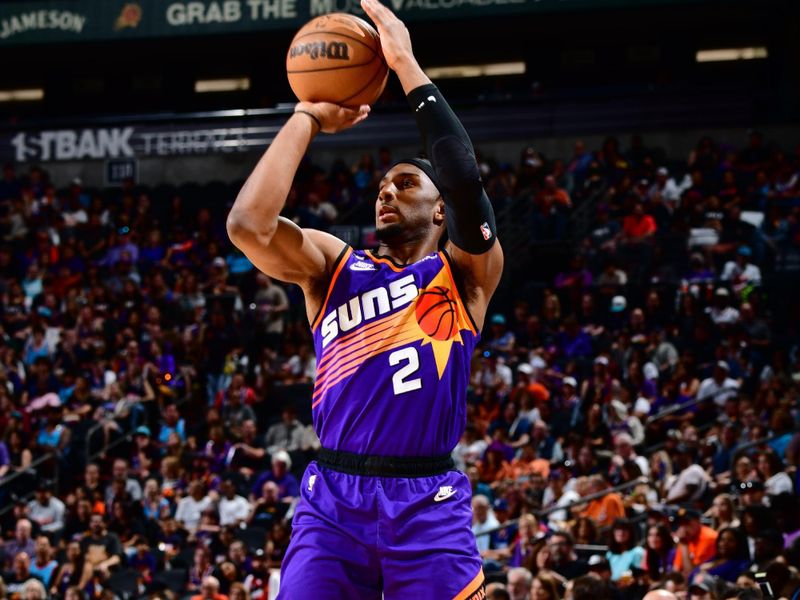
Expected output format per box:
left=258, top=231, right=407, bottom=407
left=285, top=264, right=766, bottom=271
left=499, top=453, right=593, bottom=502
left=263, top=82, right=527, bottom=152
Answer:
left=0, top=0, right=712, bottom=46
left=4, top=126, right=257, bottom=162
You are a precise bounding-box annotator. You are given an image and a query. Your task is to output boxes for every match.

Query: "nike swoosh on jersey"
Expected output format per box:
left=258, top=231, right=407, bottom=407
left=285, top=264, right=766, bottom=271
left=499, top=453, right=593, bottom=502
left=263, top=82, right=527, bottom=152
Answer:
left=433, top=487, right=457, bottom=502
left=349, top=261, right=377, bottom=271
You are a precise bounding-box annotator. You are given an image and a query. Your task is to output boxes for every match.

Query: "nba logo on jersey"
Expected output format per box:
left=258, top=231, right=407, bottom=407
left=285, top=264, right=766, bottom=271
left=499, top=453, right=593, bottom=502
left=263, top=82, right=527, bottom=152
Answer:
left=307, top=474, right=317, bottom=492
left=480, top=222, right=492, bottom=240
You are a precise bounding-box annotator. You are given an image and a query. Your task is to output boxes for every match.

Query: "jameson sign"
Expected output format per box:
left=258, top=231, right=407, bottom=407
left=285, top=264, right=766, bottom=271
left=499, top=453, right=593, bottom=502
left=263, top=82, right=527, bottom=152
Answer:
left=0, top=10, right=87, bottom=39
left=2, top=125, right=262, bottom=162
left=0, top=0, right=712, bottom=45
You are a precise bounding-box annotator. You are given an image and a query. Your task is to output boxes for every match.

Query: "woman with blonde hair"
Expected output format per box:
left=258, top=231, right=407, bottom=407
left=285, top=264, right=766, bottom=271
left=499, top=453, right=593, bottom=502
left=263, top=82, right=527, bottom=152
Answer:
left=22, top=578, right=47, bottom=600
left=648, top=450, right=673, bottom=498
left=705, top=493, right=740, bottom=530
left=484, top=513, right=547, bottom=570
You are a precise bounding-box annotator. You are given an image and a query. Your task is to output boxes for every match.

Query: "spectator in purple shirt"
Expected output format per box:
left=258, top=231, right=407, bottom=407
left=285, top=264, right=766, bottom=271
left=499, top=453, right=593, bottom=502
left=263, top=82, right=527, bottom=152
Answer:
left=250, top=451, right=299, bottom=502
left=1, top=519, right=36, bottom=570
left=557, top=316, right=593, bottom=361
left=204, top=425, right=233, bottom=474
left=0, top=440, right=10, bottom=480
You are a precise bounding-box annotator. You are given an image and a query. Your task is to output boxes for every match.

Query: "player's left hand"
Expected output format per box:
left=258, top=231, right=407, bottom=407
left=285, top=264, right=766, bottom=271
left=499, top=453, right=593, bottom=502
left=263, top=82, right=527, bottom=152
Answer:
left=294, top=101, right=370, bottom=134
left=360, top=0, right=414, bottom=71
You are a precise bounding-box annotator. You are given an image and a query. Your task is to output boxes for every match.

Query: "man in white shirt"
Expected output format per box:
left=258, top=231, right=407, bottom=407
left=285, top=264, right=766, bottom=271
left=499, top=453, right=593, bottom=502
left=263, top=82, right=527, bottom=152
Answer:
left=175, top=480, right=212, bottom=533
left=542, top=467, right=580, bottom=527
left=610, top=432, right=650, bottom=476
left=472, top=350, right=512, bottom=396
left=706, top=288, right=740, bottom=325
left=648, top=167, right=684, bottom=205
left=697, top=361, right=740, bottom=407
left=264, top=406, right=306, bottom=455
left=666, top=445, right=710, bottom=504
left=721, top=246, right=761, bottom=292
left=218, top=479, right=251, bottom=527
left=26, top=481, right=65, bottom=534
left=104, top=458, right=142, bottom=506
left=471, top=495, right=500, bottom=554
left=452, top=424, right=488, bottom=471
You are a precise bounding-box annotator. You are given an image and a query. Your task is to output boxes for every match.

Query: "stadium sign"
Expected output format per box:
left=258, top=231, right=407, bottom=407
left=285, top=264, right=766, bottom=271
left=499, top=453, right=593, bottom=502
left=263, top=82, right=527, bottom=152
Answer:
left=0, top=0, right=714, bottom=46
left=0, top=9, right=87, bottom=40
left=105, top=158, right=139, bottom=185
left=3, top=125, right=254, bottom=162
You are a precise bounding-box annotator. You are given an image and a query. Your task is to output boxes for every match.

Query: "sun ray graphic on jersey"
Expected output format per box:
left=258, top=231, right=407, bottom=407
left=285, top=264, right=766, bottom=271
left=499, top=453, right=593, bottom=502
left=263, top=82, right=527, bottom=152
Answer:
left=311, top=259, right=475, bottom=407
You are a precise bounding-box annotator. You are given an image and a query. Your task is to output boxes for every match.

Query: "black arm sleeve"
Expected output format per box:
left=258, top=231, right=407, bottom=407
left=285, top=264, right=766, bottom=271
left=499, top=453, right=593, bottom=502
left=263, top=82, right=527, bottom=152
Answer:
left=406, top=83, right=497, bottom=254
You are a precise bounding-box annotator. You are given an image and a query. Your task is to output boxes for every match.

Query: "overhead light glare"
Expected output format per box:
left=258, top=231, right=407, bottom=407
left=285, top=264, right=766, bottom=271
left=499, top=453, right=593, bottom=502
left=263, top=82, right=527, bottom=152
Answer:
left=696, top=47, right=768, bottom=63
left=195, top=78, right=251, bottom=93
left=425, top=61, right=526, bottom=79
left=0, top=88, right=44, bottom=102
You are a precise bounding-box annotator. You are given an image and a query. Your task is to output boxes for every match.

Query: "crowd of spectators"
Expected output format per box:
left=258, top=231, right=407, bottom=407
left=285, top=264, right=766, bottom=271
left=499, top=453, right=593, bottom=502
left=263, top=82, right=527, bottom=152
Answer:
left=0, top=127, right=798, bottom=600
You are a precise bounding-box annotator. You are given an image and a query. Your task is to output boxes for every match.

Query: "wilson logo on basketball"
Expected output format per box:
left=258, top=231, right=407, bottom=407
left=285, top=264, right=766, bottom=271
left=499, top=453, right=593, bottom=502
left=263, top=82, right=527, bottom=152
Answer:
left=289, top=41, right=350, bottom=61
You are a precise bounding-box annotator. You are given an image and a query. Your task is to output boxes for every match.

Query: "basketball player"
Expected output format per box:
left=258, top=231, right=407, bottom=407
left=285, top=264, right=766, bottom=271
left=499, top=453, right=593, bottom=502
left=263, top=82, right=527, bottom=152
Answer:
left=226, top=0, right=502, bottom=596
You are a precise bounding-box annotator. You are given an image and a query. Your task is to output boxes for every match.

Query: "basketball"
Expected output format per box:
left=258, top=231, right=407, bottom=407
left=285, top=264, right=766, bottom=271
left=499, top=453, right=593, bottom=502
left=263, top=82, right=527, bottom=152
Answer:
left=415, top=286, right=459, bottom=341
left=286, top=13, right=389, bottom=107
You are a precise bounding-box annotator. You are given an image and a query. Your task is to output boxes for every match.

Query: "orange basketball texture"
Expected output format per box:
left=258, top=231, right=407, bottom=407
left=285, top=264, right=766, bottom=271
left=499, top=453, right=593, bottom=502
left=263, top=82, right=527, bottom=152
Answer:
left=415, top=287, right=458, bottom=341
left=286, top=13, right=388, bottom=107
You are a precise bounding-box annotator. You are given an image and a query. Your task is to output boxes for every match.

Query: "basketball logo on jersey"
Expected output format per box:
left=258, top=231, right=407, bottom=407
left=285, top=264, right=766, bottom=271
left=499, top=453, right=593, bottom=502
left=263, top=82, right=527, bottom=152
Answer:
left=415, top=286, right=458, bottom=341
left=413, top=266, right=473, bottom=378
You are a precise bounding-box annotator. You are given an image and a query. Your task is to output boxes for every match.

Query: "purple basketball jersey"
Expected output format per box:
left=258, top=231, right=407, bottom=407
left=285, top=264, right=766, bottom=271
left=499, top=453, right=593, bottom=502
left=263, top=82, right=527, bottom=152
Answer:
left=310, top=248, right=480, bottom=456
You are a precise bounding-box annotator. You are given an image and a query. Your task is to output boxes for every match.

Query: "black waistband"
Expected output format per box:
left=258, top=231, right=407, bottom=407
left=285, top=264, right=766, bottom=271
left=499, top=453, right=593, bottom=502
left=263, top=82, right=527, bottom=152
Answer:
left=316, top=448, right=455, bottom=478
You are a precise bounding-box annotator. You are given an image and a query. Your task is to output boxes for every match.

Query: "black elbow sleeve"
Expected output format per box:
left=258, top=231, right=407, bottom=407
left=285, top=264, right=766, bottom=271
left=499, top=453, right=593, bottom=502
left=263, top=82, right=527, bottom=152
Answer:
left=405, top=83, right=497, bottom=254
left=432, top=135, right=496, bottom=254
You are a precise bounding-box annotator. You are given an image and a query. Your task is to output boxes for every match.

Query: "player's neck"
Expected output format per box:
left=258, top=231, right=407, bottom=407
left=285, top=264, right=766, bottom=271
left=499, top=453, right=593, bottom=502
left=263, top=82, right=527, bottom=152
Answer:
left=375, top=238, right=439, bottom=265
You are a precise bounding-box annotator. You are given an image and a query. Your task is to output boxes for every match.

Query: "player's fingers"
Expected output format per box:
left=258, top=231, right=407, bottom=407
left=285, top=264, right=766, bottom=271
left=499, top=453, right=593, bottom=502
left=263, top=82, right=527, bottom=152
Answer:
left=359, top=0, right=382, bottom=28
left=353, top=106, right=371, bottom=122
left=340, top=105, right=370, bottom=120
left=343, top=107, right=370, bottom=128
left=350, top=113, right=369, bottom=127
left=360, top=0, right=393, bottom=26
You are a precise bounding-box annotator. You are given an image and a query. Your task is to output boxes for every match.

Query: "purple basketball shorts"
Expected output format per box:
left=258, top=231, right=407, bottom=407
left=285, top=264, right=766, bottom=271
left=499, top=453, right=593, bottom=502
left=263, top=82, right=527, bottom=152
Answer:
left=276, top=461, right=485, bottom=599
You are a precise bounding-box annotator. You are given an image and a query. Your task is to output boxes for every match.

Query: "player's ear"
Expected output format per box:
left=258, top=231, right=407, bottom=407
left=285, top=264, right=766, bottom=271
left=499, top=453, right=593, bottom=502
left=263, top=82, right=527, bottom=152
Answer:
left=433, top=197, right=445, bottom=226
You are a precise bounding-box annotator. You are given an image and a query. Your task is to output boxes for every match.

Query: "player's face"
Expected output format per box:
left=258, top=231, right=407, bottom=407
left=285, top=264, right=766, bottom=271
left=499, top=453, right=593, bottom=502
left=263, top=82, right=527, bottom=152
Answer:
left=375, top=164, right=443, bottom=242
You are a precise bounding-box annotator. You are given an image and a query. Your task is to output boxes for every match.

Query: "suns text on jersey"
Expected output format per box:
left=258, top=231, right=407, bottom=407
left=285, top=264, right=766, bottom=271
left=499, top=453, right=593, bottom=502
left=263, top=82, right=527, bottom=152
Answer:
left=320, top=274, right=418, bottom=348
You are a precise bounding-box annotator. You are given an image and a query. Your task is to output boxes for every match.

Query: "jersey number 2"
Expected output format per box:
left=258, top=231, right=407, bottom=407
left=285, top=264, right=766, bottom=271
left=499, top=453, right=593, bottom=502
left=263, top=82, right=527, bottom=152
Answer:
left=389, top=347, right=422, bottom=395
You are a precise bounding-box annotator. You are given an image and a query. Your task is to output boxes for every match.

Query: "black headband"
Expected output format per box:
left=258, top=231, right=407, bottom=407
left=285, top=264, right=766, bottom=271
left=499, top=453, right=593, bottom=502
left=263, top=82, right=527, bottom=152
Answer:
left=390, top=157, right=443, bottom=196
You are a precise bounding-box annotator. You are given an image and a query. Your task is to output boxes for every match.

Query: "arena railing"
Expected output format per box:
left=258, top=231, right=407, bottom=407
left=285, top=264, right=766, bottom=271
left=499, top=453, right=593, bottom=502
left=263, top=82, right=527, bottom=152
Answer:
left=644, top=384, right=740, bottom=426
left=474, top=476, right=650, bottom=542
left=730, top=427, right=799, bottom=461
left=0, top=372, right=194, bottom=517
left=0, top=451, right=58, bottom=518
left=84, top=377, right=193, bottom=467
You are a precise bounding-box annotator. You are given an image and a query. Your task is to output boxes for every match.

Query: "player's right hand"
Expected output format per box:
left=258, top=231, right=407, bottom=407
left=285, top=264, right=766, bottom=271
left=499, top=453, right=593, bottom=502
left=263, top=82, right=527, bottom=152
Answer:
left=294, top=102, right=370, bottom=134
left=361, top=0, right=415, bottom=71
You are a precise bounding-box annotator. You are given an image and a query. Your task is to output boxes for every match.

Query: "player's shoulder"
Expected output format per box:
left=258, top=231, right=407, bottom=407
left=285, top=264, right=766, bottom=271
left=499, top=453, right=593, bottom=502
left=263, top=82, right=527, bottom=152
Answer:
left=299, top=227, right=352, bottom=271
left=303, top=227, right=347, bottom=254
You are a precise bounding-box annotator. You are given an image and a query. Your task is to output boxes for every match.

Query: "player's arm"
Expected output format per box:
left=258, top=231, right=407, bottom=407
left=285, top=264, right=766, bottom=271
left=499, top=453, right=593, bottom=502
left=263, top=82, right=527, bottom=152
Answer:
left=227, top=103, right=369, bottom=317
left=362, top=0, right=503, bottom=329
